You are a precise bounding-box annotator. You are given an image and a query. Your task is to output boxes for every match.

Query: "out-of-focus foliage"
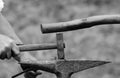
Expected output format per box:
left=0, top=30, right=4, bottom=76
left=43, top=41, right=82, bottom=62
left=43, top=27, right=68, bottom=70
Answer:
left=0, top=0, right=120, bottom=78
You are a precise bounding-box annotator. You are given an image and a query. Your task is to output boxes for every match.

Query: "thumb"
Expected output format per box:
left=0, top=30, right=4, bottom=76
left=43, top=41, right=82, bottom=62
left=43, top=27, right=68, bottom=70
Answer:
left=11, top=43, right=19, bottom=56
left=11, top=43, right=20, bottom=61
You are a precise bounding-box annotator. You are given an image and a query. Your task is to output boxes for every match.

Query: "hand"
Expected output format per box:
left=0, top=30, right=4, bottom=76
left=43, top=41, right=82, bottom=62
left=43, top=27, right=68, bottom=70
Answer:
left=19, top=52, right=41, bottom=78
left=0, top=34, right=19, bottom=59
left=24, top=71, right=42, bottom=78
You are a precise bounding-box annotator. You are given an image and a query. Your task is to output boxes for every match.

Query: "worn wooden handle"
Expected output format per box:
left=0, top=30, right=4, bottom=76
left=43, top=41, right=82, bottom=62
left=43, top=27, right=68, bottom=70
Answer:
left=41, top=15, right=120, bottom=33
left=18, top=43, right=65, bottom=52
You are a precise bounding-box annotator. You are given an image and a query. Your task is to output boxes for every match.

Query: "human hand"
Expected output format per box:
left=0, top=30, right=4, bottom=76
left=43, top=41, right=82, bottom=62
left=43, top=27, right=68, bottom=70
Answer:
left=0, top=34, right=19, bottom=59
left=24, top=71, right=42, bottom=78
left=19, top=52, right=41, bottom=78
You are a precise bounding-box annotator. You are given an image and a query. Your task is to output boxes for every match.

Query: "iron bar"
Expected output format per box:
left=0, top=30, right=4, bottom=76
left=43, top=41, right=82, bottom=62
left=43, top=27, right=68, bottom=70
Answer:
left=56, top=33, right=65, bottom=59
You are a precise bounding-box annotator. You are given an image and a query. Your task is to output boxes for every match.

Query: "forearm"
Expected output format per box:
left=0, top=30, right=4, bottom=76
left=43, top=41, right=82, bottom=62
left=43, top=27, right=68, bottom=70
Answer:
left=0, top=1, right=38, bottom=77
left=0, top=13, right=37, bottom=61
left=0, top=13, right=22, bottom=44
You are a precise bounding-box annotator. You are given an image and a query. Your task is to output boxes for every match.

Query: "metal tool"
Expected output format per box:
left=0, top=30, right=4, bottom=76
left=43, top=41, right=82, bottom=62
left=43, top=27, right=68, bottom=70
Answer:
left=12, top=33, right=110, bottom=78
left=20, top=59, right=109, bottom=78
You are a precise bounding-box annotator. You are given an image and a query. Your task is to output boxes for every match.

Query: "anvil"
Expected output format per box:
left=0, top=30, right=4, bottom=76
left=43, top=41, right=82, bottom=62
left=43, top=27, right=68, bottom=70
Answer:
left=17, top=59, right=110, bottom=78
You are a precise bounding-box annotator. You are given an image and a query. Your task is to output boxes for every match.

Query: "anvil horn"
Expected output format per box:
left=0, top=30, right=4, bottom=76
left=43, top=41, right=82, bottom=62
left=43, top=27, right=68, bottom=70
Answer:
left=69, top=60, right=110, bottom=73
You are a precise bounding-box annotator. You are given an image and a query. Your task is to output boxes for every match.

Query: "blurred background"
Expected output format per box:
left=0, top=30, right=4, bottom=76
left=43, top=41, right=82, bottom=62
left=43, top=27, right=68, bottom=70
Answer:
left=0, top=0, right=120, bottom=78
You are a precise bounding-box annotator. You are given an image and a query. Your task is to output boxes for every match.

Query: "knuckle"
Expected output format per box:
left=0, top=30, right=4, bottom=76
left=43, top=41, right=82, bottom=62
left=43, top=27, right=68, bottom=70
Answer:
left=0, top=50, right=6, bottom=59
left=0, top=35, right=15, bottom=59
left=0, top=47, right=11, bottom=59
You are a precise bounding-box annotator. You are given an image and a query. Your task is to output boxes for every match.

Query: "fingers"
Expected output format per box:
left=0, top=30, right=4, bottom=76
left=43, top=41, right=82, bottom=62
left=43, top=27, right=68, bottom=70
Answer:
left=11, top=42, right=20, bottom=56
left=6, top=46, right=11, bottom=59
left=0, top=46, right=11, bottom=59
left=24, top=71, right=37, bottom=78
left=0, top=50, right=7, bottom=59
left=0, top=35, right=20, bottom=60
left=24, top=71, right=42, bottom=78
left=11, top=43, right=21, bottom=61
left=0, top=42, right=20, bottom=60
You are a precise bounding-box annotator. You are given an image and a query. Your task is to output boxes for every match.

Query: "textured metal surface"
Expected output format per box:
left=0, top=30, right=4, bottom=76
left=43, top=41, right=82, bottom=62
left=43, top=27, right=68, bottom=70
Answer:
left=56, top=33, right=65, bottom=59
left=19, top=60, right=110, bottom=78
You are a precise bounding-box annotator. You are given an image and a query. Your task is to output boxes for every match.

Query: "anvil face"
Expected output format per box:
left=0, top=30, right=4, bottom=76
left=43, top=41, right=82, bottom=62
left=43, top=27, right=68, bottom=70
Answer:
left=20, top=59, right=110, bottom=75
left=55, top=60, right=110, bottom=74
